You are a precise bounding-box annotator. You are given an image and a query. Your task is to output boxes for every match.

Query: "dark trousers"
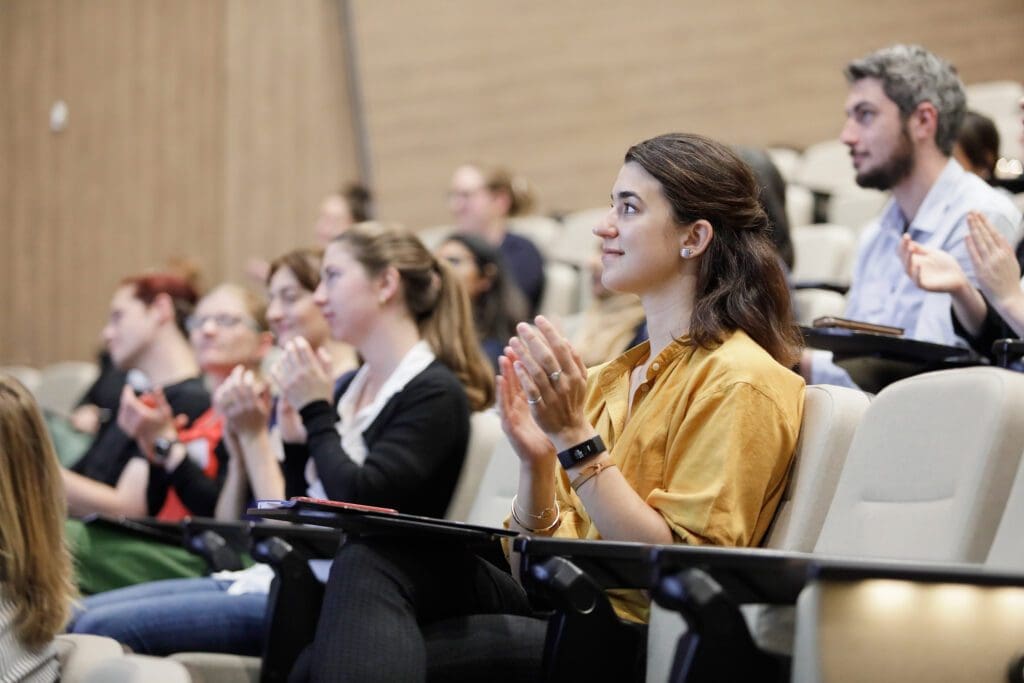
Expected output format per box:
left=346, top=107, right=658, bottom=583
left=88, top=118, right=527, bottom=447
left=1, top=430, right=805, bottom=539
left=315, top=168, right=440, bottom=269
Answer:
left=290, top=537, right=547, bottom=682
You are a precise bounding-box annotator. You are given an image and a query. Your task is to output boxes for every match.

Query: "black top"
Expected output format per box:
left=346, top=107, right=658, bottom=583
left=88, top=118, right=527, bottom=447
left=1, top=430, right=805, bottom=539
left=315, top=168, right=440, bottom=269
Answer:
left=70, top=376, right=210, bottom=486
left=145, top=426, right=230, bottom=517
left=500, top=231, right=546, bottom=316
left=953, top=239, right=1024, bottom=359
left=281, top=360, right=470, bottom=518
left=76, top=350, right=128, bottom=413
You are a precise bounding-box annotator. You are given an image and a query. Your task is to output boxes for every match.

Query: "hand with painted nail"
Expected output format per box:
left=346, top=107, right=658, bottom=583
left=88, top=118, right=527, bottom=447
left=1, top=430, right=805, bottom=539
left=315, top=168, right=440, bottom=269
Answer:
left=507, top=316, right=593, bottom=451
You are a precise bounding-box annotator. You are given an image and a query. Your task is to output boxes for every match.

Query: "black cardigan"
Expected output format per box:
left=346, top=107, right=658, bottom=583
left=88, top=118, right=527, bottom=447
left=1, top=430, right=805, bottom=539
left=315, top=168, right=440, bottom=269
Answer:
left=282, top=360, right=470, bottom=518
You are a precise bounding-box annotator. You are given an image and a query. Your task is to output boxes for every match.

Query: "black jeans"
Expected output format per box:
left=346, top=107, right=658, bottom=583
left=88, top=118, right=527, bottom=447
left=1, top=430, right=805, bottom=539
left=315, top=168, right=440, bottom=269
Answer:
left=291, top=537, right=547, bottom=682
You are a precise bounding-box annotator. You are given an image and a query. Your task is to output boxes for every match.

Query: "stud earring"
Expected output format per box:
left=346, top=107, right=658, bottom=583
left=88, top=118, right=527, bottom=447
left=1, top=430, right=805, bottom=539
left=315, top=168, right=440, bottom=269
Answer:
left=680, top=248, right=693, bottom=258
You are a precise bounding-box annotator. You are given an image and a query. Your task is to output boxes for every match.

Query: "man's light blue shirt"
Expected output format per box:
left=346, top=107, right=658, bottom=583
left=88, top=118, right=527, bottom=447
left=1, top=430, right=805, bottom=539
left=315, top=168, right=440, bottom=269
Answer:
left=811, top=159, right=1023, bottom=387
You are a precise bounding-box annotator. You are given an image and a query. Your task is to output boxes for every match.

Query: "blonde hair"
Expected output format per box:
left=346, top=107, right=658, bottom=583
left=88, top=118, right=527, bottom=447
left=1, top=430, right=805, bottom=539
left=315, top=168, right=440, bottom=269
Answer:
left=0, top=375, right=76, bottom=648
left=335, top=223, right=495, bottom=410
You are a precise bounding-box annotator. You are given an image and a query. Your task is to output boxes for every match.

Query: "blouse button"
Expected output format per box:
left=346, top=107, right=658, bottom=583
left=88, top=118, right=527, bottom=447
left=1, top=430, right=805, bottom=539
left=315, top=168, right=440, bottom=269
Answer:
left=650, top=362, right=661, bottom=373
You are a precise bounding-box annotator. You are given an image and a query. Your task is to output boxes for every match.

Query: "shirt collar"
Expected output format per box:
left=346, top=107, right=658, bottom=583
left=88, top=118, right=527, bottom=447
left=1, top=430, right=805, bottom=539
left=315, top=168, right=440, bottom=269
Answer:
left=879, top=158, right=963, bottom=236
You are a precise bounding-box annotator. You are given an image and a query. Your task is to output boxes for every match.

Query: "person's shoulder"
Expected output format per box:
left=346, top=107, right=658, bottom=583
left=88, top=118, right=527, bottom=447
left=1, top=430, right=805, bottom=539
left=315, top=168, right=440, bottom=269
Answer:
left=502, top=231, right=544, bottom=258
left=164, top=376, right=211, bottom=408
left=692, top=331, right=804, bottom=403
left=406, top=360, right=468, bottom=401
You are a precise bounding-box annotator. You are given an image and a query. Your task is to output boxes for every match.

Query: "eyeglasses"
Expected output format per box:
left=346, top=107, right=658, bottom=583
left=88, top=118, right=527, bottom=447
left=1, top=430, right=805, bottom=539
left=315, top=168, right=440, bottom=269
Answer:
left=186, top=314, right=260, bottom=334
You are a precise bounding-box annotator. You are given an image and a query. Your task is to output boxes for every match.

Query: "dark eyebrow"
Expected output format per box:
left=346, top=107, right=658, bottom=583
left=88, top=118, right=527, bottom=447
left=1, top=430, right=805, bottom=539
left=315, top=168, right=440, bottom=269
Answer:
left=847, top=101, right=876, bottom=116
left=611, top=191, right=642, bottom=202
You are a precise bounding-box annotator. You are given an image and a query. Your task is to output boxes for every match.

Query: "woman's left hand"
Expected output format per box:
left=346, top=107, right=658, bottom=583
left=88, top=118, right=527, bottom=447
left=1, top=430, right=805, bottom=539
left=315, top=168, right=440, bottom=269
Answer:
left=508, top=316, right=591, bottom=450
left=271, top=337, right=333, bottom=411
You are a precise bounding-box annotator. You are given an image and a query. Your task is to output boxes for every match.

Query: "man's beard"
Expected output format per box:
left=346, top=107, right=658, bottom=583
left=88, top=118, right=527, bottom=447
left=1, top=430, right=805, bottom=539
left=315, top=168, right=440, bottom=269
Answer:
left=855, top=126, right=915, bottom=191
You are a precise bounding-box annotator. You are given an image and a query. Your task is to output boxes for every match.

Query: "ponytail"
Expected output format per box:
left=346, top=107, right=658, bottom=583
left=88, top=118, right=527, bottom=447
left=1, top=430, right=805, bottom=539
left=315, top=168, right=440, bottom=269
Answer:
left=420, top=260, right=495, bottom=411
left=335, top=223, right=496, bottom=410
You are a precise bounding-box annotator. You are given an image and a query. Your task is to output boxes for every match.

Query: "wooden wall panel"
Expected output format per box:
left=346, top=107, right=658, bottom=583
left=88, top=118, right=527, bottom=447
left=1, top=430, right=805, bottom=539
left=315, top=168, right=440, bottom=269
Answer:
left=350, top=0, right=1024, bottom=229
left=1, top=0, right=358, bottom=366
left=223, top=0, right=360, bottom=282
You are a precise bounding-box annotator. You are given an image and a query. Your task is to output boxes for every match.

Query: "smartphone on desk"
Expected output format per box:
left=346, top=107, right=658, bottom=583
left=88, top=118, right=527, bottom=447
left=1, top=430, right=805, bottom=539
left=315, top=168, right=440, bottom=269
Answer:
left=811, top=316, right=905, bottom=337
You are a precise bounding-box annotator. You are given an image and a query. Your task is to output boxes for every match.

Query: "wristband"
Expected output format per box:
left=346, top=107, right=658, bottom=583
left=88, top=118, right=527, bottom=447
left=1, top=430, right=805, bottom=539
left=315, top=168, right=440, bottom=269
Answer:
left=152, top=436, right=179, bottom=465
left=556, top=434, right=606, bottom=469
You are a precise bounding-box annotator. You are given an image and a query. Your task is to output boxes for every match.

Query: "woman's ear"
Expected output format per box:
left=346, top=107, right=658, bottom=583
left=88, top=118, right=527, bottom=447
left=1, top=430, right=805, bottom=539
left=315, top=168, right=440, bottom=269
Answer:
left=376, top=266, right=402, bottom=305
left=679, top=219, right=714, bottom=258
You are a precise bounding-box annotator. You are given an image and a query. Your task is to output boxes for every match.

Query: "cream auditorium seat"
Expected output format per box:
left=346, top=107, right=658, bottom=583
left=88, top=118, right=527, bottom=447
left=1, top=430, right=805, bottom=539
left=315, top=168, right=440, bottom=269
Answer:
left=790, top=223, right=858, bottom=291
left=647, top=384, right=871, bottom=682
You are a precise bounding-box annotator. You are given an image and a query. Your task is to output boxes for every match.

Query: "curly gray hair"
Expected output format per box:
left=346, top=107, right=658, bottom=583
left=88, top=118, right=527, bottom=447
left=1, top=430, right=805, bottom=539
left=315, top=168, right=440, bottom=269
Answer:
left=844, top=44, right=965, bottom=155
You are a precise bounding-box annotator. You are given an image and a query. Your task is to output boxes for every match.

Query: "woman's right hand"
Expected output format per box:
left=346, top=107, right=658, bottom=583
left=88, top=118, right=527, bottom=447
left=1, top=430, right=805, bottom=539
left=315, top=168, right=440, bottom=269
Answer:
left=497, top=349, right=555, bottom=469
left=214, top=366, right=271, bottom=435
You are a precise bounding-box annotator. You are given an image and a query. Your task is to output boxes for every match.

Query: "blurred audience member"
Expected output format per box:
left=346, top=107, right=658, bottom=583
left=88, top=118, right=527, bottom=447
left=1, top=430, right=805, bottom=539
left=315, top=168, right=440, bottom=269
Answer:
left=735, top=146, right=795, bottom=271
left=954, top=110, right=1001, bottom=182
left=0, top=375, right=76, bottom=682
left=562, top=246, right=647, bottom=368
left=449, top=164, right=546, bottom=314
left=800, top=44, right=1021, bottom=390
left=435, top=233, right=528, bottom=370
left=64, top=274, right=209, bottom=499
left=314, top=183, right=374, bottom=246
left=63, top=284, right=271, bottom=520
left=214, top=248, right=358, bottom=520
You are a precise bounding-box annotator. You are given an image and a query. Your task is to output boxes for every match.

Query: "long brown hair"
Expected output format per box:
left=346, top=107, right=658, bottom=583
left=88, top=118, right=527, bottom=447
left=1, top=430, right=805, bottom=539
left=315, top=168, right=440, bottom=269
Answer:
left=335, top=224, right=495, bottom=410
left=624, top=133, right=801, bottom=366
left=0, top=375, right=76, bottom=648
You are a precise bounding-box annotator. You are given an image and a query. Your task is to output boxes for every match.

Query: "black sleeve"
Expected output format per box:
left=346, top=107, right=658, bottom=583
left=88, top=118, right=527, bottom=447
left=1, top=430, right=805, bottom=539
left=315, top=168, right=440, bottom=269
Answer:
left=298, top=371, right=469, bottom=512
left=282, top=442, right=313, bottom=498
left=163, top=442, right=230, bottom=517
left=952, top=297, right=1012, bottom=359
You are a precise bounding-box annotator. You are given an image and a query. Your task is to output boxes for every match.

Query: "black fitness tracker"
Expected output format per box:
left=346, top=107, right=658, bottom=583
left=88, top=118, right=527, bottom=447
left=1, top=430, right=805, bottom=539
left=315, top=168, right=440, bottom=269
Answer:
left=556, top=435, right=606, bottom=469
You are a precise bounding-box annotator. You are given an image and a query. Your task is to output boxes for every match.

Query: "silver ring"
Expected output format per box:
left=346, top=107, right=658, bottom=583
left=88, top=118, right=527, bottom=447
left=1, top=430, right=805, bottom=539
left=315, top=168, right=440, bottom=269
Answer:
left=527, top=395, right=542, bottom=405
left=548, top=370, right=562, bottom=383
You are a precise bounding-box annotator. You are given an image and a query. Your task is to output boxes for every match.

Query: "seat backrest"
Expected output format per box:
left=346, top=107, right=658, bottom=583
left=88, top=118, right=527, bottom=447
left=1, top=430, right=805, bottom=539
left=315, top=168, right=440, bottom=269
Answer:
left=790, top=224, right=857, bottom=288
left=763, top=384, right=871, bottom=552
left=465, top=433, right=520, bottom=527
left=646, top=384, right=869, bottom=682
left=792, top=577, right=1024, bottom=683
left=538, top=261, right=582, bottom=319
left=814, top=367, right=1024, bottom=562
left=35, top=361, right=100, bottom=417
left=550, top=207, right=605, bottom=267
left=0, top=365, right=42, bottom=396
left=983, top=447, right=1024, bottom=569
left=793, top=288, right=847, bottom=326
left=508, top=215, right=560, bottom=255
left=793, top=139, right=858, bottom=195
left=56, top=634, right=190, bottom=683
left=445, top=409, right=503, bottom=522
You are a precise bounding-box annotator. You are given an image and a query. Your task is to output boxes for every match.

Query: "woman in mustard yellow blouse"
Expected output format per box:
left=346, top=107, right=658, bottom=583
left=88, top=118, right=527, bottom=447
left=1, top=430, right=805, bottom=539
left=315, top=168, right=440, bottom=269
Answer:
left=293, top=133, right=805, bottom=681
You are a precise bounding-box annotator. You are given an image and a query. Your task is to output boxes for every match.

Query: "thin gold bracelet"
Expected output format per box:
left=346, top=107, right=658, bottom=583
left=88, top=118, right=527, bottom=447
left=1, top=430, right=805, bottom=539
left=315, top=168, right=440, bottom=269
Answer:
left=511, top=495, right=561, bottom=533
left=570, top=462, right=618, bottom=492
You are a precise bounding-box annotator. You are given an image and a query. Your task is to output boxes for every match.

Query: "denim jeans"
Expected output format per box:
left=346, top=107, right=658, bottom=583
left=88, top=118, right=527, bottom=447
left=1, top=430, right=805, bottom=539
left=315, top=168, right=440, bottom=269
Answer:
left=67, top=577, right=268, bottom=656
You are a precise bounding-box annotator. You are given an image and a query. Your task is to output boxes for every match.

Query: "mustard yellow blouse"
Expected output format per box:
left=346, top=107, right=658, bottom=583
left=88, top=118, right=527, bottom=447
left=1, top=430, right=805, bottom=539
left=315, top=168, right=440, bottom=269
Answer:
left=549, top=329, right=805, bottom=621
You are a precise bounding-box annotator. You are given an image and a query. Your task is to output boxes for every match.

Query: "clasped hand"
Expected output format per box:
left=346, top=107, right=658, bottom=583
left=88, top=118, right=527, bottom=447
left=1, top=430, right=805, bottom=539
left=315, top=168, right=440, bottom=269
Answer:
left=116, top=385, right=185, bottom=462
left=270, top=337, right=333, bottom=413
left=497, top=316, right=591, bottom=467
left=214, top=365, right=271, bottom=435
